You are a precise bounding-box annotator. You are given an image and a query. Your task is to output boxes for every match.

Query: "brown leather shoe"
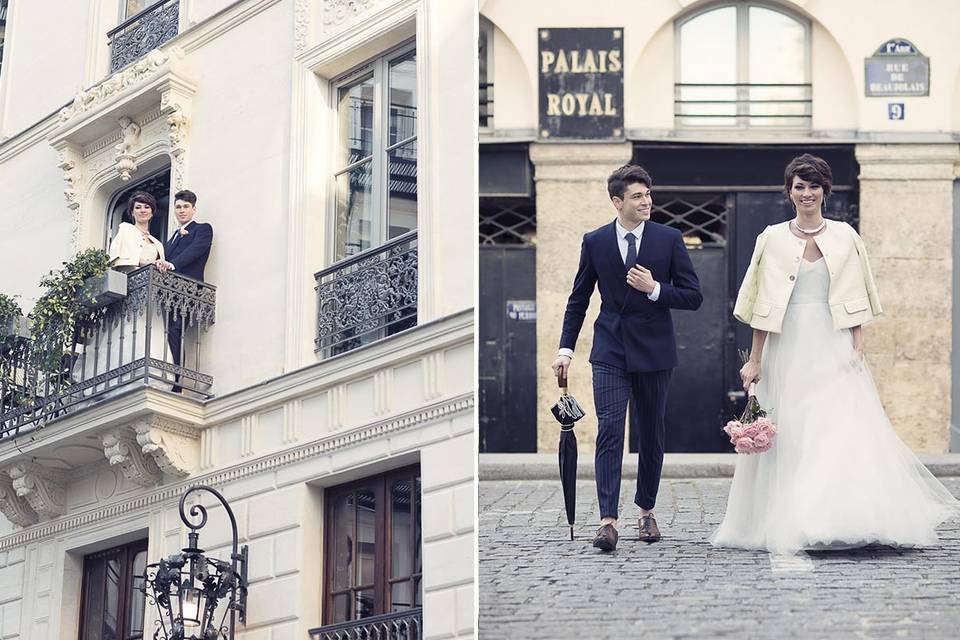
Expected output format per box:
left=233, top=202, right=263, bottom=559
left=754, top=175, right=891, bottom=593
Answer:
left=638, top=515, right=661, bottom=543
left=592, top=523, right=619, bottom=551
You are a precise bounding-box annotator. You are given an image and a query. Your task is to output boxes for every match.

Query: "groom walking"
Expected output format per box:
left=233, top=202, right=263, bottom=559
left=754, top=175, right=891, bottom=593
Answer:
left=552, top=164, right=702, bottom=551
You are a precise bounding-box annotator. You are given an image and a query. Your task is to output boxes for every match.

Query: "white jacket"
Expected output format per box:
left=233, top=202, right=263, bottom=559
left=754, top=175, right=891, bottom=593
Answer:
left=733, top=220, right=882, bottom=333
left=108, top=222, right=165, bottom=268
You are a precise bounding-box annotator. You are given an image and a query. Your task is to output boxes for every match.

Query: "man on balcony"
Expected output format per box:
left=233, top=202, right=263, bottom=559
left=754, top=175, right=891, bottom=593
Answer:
left=156, top=189, right=213, bottom=391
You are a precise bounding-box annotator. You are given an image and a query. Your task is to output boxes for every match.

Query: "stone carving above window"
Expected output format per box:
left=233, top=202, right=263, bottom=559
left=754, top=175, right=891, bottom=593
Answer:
left=47, top=47, right=197, bottom=252
left=322, top=0, right=376, bottom=27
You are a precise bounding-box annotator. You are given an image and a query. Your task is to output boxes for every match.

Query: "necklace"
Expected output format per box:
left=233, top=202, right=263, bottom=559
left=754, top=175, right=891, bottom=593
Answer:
left=792, top=218, right=825, bottom=235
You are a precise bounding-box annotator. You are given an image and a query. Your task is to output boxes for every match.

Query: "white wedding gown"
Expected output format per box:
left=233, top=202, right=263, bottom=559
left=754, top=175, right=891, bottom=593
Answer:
left=711, top=258, right=960, bottom=555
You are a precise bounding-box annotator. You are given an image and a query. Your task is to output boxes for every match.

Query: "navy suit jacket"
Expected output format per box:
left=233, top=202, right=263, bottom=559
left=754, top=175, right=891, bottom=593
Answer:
left=165, top=221, right=213, bottom=281
left=559, top=220, right=703, bottom=372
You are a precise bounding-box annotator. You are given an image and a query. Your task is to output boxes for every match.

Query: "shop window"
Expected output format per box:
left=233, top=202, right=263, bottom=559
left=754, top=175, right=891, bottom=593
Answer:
left=79, top=539, right=148, bottom=640
left=675, top=3, right=810, bottom=128
left=332, top=42, right=418, bottom=262
left=324, top=466, right=422, bottom=624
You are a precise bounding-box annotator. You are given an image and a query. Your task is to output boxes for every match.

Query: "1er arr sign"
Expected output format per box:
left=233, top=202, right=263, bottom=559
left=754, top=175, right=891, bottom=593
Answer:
left=865, top=38, right=930, bottom=97
left=539, top=27, right=624, bottom=139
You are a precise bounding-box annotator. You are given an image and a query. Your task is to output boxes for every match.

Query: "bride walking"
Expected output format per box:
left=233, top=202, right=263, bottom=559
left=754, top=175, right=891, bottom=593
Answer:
left=711, top=153, right=959, bottom=555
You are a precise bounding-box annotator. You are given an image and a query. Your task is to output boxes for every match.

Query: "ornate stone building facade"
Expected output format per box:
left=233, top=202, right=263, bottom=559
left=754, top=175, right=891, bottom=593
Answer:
left=0, top=1, right=475, bottom=638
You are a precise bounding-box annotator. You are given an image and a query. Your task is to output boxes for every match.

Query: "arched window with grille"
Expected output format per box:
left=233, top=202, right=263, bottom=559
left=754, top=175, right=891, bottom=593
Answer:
left=675, top=2, right=810, bottom=128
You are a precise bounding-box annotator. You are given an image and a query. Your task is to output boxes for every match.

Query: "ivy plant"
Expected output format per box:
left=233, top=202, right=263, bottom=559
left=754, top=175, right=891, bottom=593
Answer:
left=29, top=248, right=113, bottom=374
left=0, top=293, right=23, bottom=330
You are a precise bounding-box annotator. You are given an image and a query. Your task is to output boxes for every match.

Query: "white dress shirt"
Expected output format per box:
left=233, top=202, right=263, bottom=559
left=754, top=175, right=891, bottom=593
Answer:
left=558, top=219, right=661, bottom=359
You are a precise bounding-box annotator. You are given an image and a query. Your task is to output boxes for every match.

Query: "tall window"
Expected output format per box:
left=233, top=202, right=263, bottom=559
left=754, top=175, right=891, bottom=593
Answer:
left=675, top=3, right=810, bottom=128
left=332, top=43, right=418, bottom=262
left=79, top=539, right=148, bottom=640
left=325, top=466, right=422, bottom=624
left=0, top=0, right=8, bottom=80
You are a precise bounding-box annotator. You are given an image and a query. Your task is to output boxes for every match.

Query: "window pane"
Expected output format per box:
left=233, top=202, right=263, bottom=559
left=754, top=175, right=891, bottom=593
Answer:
left=338, top=75, right=375, bottom=167
left=388, top=138, right=417, bottom=239
left=679, top=7, right=737, bottom=126
left=331, top=593, right=351, bottom=624
left=391, top=580, right=414, bottom=612
left=748, top=7, right=805, bottom=84
left=127, top=550, right=147, bottom=639
left=335, top=160, right=374, bottom=260
left=748, top=7, right=808, bottom=126
left=391, top=478, right=413, bottom=578
left=356, top=488, right=376, bottom=587
left=680, top=7, right=736, bottom=84
left=355, top=588, right=376, bottom=620
left=82, top=560, right=106, bottom=640
left=414, top=576, right=422, bottom=607
left=125, top=1, right=151, bottom=19
left=389, top=55, right=417, bottom=146
left=332, top=492, right=355, bottom=591
left=104, top=557, right=121, bottom=640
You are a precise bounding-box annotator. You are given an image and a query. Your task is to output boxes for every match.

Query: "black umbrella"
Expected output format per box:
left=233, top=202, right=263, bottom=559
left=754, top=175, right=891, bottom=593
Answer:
left=550, top=372, right=585, bottom=540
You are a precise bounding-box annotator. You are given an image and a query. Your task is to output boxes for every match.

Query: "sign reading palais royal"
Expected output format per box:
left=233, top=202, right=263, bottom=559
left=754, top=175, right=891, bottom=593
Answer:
left=538, top=27, right=624, bottom=139
left=864, top=38, right=929, bottom=97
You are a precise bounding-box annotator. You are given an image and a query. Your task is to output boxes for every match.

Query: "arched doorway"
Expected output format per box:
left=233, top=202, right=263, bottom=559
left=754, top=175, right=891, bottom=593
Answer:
left=104, top=168, right=172, bottom=247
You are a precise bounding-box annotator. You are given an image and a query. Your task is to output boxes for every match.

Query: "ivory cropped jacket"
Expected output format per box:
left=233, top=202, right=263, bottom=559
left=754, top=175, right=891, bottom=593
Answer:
left=733, top=220, right=882, bottom=333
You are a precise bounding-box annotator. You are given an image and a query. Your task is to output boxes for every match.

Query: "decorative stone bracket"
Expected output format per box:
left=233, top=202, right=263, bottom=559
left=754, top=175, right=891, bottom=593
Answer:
left=133, top=417, right=200, bottom=477
left=6, top=463, right=67, bottom=520
left=0, top=473, right=37, bottom=528
left=102, top=428, right=163, bottom=487
left=47, top=47, right=197, bottom=252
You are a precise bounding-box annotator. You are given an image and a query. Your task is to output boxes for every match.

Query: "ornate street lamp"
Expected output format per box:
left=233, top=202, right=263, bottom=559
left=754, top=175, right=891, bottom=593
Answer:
left=141, top=485, right=249, bottom=640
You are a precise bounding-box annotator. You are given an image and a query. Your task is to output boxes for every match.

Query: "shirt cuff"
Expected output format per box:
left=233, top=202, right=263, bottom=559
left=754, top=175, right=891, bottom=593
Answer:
left=647, top=281, right=661, bottom=301
left=557, top=348, right=574, bottom=358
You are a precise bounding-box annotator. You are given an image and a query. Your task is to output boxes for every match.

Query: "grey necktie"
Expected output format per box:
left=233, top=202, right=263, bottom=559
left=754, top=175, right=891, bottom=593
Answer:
left=624, top=231, right=637, bottom=267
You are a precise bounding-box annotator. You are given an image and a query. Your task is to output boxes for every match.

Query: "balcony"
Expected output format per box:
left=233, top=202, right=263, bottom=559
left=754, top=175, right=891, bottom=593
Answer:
left=0, top=265, right=215, bottom=442
left=315, top=231, right=418, bottom=358
left=108, top=0, right=180, bottom=73
left=309, top=608, right=423, bottom=640
left=674, top=82, right=812, bottom=128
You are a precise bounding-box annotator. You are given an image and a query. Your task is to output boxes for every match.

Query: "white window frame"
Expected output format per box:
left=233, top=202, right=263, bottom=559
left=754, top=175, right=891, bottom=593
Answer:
left=328, top=39, right=417, bottom=264
left=674, top=1, right=812, bottom=130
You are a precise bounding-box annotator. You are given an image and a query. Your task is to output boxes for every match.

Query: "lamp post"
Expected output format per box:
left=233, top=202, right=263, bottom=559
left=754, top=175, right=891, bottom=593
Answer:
left=141, top=485, right=249, bottom=640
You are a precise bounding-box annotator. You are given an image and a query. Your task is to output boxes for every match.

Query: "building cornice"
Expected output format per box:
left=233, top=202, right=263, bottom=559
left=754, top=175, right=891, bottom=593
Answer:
left=0, top=392, right=473, bottom=551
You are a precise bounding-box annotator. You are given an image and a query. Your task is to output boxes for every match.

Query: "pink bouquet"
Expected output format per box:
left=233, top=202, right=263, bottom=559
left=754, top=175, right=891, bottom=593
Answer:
left=723, top=382, right=777, bottom=454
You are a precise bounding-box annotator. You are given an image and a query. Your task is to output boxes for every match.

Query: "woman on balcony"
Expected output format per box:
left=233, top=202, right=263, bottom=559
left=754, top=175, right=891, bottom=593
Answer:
left=108, top=191, right=165, bottom=271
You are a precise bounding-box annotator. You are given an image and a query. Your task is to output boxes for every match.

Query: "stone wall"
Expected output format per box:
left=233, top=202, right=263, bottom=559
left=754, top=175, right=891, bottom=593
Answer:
left=531, top=142, right=632, bottom=454
left=856, top=144, right=960, bottom=452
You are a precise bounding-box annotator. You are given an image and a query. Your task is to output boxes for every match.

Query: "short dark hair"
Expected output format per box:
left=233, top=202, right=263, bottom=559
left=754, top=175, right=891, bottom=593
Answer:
left=125, top=191, right=157, bottom=220
left=174, top=189, right=197, bottom=206
left=607, top=164, right=653, bottom=200
left=784, top=154, right=833, bottom=200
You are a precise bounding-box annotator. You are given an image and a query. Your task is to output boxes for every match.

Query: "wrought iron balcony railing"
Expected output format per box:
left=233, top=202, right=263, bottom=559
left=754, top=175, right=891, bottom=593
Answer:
left=674, top=82, right=812, bottom=128
left=309, top=608, right=423, bottom=640
left=0, top=266, right=215, bottom=440
left=315, top=231, right=418, bottom=358
left=108, top=0, right=179, bottom=73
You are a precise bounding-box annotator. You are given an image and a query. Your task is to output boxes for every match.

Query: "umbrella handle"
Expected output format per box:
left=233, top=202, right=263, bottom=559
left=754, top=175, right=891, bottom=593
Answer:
left=558, top=372, right=568, bottom=391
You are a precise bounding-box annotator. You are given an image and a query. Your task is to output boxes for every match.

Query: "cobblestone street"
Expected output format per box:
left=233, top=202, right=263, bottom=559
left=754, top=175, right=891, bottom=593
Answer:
left=479, top=477, right=960, bottom=639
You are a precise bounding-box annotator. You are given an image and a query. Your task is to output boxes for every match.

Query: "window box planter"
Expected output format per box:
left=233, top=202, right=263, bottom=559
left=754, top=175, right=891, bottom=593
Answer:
left=80, top=270, right=128, bottom=309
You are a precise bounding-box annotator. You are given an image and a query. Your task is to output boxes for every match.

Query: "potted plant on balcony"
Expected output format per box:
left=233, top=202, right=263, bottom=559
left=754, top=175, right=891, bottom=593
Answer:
left=29, top=248, right=114, bottom=374
left=0, top=293, right=28, bottom=339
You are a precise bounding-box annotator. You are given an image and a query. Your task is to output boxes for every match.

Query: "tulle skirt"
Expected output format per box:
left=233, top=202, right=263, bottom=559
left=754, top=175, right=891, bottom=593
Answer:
left=710, top=297, right=960, bottom=555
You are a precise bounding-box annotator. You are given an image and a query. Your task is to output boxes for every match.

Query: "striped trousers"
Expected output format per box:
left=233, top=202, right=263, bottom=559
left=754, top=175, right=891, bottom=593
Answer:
left=592, top=362, right=673, bottom=519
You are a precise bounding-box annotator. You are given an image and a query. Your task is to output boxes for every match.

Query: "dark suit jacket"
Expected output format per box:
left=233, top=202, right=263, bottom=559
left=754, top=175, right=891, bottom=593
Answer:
left=165, top=221, right=213, bottom=281
left=559, top=220, right=703, bottom=372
